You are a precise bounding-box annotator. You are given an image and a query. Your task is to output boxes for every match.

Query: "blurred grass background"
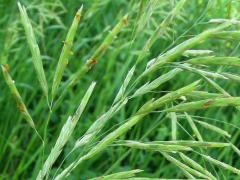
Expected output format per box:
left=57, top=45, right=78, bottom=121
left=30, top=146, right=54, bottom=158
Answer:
left=1, top=0, right=240, bottom=179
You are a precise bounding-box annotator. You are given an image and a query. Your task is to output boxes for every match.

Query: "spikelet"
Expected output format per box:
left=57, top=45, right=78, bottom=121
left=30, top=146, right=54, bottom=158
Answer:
left=51, top=6, right=83, bottom=101
left=18, top=2, right=48, bottom=98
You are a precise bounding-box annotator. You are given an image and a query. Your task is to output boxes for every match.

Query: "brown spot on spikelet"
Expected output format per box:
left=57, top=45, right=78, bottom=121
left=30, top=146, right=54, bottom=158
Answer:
left=87, top=59, right=97, bottom=69
left=89, top=59, right=97, bottom=66
left=2, top=64, right=9, bottom=71
left=99, top=45, right=107, bottom=53
left=123, top=17, right=128, bottom=25
left=17, top=103, right=25, bottom=112
left=76, top=13, right=81, bottom=22
left=203, top=100, right=214, bottom=108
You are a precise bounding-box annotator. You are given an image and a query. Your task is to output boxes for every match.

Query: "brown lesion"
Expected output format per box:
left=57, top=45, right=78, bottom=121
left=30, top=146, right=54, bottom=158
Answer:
left=13, top=92, right=19, bottom=99
left=87, top=58, right=97, bottom=67
left=203, top=100, right=214, bottom=108
left=2, top=64, right=9, bottom=72
left=76, top=13, right=81, bottom=22
left=99, top=44, right=107, bottom=53
left=90, top=59, right=97, bottom=66
left=123, top=17, right=128, bottom=25
left=17, top=102, right=25, bottom=112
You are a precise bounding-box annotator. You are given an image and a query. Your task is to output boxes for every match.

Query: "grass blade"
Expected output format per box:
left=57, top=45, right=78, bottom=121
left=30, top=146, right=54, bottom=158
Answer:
left=170, top=112, right=177, bottom=140
left=194, top=119, right=231, bottom=138
left=200, top=153, right=240, bottom=175
left=148, top=141, right=230, bottom=148
left=183, top=49, right=213, bottom=57
left=231, top=143, right=240, bottom=157
left=1, top=65, right=36, bottom=130
left=187, top=56, right=240, bottom=67
left=166, top=97, right=240, bottom=112
left=88, top=169, right=143, bottom=180
left=117, top=140, right=192, bottom=152
left=212, top=31, right=240, bottom=40
left=113, top=65, right=135, bottom=104
left=161, top=152, right=208, bottom=178
left=51, top=6, right=83, bottom=101
left=184, top=112, right=203, bottom=141
left=132, top=68, right=182, bottom=98
left=18, top=2, right=48, bottom=98
left=179, top=152, right=216, bottom=179
left=186, top=91, right=226, bottom=100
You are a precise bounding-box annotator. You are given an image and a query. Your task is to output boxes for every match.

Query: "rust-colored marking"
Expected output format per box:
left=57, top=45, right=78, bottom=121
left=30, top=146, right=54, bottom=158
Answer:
left=3, top=64, right=9, bottom=71
left=99, top=45, right=107, bottom=53
left=76, top=14, right=81, bottom=21
left=17, top=103, right=25, bottom=112
left=123, top=18, right=128, bottom=25
left=203, top=100, right=214, bottom=108
left=89, top=59, right=97, bottom=66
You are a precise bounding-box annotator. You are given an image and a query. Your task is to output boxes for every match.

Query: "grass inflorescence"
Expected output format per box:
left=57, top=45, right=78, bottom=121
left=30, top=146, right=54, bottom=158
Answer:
left=1, top=0, right=240, bottom=179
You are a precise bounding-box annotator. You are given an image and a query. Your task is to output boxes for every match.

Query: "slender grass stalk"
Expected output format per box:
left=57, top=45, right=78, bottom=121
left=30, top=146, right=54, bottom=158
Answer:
left=18, top=2, right=48, bottom=98
left=88, top=169, right=143, bottom=180
left=231, top=143, right=240, bottom=157
left=187, top=56, right=240, bottom=67
left=37, top=82, right=96, bottom=180
left=51, top=6, right=83, bottom=101
left=116, top=140, right=192, bottom=152
left=132, top=68, right=182, bottom=98
left=1, top=64, right=39, bottom=135
left=194, top=119, right=231, bottom=138
left=222, top=72, right=240, bottom=82
left=140, top=80, right=200, bottom=113
left=180, top=169, right=196, bottom=179
left=212, top=31, right=240, bottom=40
left=186, top=91, right=226, bottom=100
left=147, top=141, right=229, bottom=148
left=179, top=152, right=216, bottom=179
left=202, top=75, right=230, bottom=97
left=113, top=65, right=135, bottom=104
left=177, top=63, right=228, bottom=80
left=183, top=49, right=213, bottom=57
left=161, top=152, right=208, bottom=178
left=166, top=97, right=240, bottom=112
left=200, top=153, right=240, bottom=175
left=184, top=112, right=203, bottom=141
left=170, top=112, right=177, bottom=140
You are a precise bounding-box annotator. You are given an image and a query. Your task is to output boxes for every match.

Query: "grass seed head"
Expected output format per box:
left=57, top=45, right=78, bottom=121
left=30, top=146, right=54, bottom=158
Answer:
left=18, top=2, right=48, bottom=98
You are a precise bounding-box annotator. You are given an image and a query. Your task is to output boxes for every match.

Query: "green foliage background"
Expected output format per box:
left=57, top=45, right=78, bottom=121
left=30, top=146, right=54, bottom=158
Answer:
left=1, top=0, right=240, bottom=179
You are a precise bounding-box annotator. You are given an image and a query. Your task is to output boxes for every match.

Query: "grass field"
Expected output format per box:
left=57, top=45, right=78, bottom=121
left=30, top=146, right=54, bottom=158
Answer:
left=1, top=0, right=240, bottom=179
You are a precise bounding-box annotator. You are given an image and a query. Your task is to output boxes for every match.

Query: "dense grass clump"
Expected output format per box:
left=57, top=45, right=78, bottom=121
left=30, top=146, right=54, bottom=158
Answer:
left=1, top=0, right=240, bottom=179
